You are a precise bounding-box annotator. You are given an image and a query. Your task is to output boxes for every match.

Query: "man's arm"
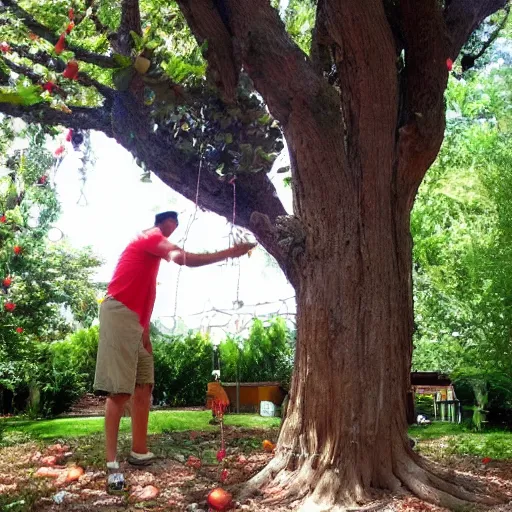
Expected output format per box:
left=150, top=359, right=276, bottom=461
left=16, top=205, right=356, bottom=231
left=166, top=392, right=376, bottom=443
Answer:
left=155, top=240, right=256, bottom=267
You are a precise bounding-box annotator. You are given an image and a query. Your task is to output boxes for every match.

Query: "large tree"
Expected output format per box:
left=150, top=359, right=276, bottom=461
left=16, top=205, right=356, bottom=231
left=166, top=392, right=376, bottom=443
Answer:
left=0, top=0, right=510, bottom=508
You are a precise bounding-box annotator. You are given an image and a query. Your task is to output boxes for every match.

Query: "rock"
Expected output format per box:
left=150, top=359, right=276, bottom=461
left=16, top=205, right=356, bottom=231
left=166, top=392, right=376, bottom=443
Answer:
left=173, top=453, right=186, bottom=463
left=52, top=491, right=74, bottom=504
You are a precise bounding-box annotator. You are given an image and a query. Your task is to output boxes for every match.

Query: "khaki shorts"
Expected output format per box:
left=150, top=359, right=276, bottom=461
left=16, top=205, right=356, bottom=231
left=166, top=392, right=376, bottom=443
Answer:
left=94, top=298, right=154, bottom=395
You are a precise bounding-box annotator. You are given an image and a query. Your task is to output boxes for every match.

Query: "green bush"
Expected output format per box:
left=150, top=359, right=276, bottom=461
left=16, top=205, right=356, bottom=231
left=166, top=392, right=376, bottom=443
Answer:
left=35, top=326, right=99, bottom=417
left=219, top=318, right=294, bottom=388
left=16, top=318, right=295, bottom=415
left=152, top=332, right=213, bottom=406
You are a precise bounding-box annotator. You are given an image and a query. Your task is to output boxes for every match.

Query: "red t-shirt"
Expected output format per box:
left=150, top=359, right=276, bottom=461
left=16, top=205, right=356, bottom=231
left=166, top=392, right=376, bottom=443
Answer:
left=107, top=228, right=170, bottom=328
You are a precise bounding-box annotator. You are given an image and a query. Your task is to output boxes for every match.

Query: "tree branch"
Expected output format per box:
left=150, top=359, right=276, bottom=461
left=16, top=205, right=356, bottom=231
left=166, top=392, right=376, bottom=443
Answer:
left=176, top=0, right=239, bottom=102
left=445, top=0, right=509, bottom=59
left=1, top=0, right=117, bottom=68
left=227, top=0, right=324, bottom=126
left=396, top=0, right=449, bottom=209
left=108, top=90, right=288, bottom=273
left=115, top=0, right=142, bottom=56
left=310, top=1, right=334, bottom=77
left=461, top=4, right=510, bottom=71
left=0, top=102, right=113, bottom=135
left=8, top=43, right=115, bottom=101
left=0, top=55, right=41, bottom=83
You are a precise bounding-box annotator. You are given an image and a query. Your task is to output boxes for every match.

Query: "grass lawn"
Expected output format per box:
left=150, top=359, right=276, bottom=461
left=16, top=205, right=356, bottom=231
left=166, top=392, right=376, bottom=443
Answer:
left=0, top=410, right=281, bottom=442
left=409, top=421, right=512, bottom=459
left=2, top=412, right=510, bottom=460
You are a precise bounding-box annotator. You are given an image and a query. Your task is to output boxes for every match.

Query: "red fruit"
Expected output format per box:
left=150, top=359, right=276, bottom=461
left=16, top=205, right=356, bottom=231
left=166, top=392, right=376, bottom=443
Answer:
left=43, top=82, right=56, bottom=94
left=4, top=302, right=16, bottom=312
left=262, top=439, right=275, bottom=452
left=446, top=58, right=453, bottom=71
left=66, top=129, right=73, bottom=142
left=0, top=215, right=6, bottom=223
left=62, top=60, right=79, bottom=79
left=38, top=175, right=47, bottom=185
left=482, top=457, right=492, bottom=465
left=54, top=33, right=66, bottom=54
left=0, top=42, right=11, bottom=53
left=3, top=276, right=12, bottom=287
left=216, top=449, right=226, bottom=462
left=16, top=327, right=23, bottom=334
left=207, top=488, right=232, bottom=511
left=69, top=8, right=74, bottom=20
left=54, top=145, right=65, bottom=157
left=220, top=469, right=228, bottom=483
left=13, top=245, right=22, bottom=255
left=66, top=21, right=75, bottom=34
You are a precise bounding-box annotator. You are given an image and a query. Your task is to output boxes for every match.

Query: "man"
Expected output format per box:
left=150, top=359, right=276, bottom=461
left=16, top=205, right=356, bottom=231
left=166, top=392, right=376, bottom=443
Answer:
left=93, top=211, right=255, bottom=492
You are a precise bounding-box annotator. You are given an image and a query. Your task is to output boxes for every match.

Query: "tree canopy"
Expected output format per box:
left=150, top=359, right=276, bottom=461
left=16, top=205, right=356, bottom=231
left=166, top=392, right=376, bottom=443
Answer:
left=0, top=120, right=101, bottom=410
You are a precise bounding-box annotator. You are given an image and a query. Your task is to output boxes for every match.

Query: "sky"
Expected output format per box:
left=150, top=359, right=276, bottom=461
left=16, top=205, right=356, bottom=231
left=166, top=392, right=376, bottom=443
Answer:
left=51, top=131, right=295, bottom=337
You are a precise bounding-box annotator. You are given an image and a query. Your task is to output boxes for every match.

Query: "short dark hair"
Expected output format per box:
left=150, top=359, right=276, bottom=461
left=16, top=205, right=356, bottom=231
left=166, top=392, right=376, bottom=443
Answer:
left=155, top=211, right=179, bottom=225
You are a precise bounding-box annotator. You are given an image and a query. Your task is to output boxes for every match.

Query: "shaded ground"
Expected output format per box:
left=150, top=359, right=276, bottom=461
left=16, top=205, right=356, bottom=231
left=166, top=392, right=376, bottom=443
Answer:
left=0, top=418, right=511, bottom=511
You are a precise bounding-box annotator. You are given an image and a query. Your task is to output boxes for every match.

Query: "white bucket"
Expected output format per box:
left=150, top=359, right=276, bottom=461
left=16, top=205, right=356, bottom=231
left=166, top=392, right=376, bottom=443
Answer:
left=260, top=401, right=276, bottom=417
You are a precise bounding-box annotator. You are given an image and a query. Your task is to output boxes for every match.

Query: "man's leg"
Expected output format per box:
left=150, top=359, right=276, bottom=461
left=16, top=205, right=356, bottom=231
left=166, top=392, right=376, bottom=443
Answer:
left=131, top=384, right=152, bottom=454
left=105, top=393, right=131, bottom=462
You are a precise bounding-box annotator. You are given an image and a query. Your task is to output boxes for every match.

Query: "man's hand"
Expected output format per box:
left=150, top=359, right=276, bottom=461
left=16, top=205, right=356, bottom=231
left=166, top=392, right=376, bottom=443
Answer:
left=229, top=242, right=257, bottom=258
left=142, top=328, right=152, bottom=354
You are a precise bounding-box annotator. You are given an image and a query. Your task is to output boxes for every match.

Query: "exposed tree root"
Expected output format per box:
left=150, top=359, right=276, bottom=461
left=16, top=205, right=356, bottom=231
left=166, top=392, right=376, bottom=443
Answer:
left=239, top=446, right=509, bottom=512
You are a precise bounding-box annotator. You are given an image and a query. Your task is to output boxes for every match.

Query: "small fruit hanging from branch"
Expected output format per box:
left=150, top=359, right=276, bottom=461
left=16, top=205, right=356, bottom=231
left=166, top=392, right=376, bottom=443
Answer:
left=4, top=301, right=16, bottom=312
left=62, top=60, right=79, bottom=80
left=55, top=33, right=66, bottom=55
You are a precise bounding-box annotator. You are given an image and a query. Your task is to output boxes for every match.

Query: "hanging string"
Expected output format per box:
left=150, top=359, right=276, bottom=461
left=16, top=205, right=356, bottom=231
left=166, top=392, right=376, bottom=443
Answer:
left=172, top=154, right=203, bottom=321
left=229, top=177, right=242, bottom=309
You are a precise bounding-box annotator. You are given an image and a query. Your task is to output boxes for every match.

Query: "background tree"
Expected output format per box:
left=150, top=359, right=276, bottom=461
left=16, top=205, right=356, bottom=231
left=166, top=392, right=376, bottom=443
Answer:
left=0, top=0, right=510, bottom=508
left=0, top=120, right=101, bottom=415
left=412, top=62, right=512, bottom=428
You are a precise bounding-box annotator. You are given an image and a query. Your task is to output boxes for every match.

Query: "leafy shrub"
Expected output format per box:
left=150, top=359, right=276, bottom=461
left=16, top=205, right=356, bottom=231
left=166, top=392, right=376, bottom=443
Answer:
left=152, top=332, right=213, bottom=406
left=35, top=326, right=99, bottom=417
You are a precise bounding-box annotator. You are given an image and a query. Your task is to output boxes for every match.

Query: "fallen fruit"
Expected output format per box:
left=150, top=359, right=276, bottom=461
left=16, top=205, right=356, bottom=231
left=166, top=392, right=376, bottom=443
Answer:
left=262, top=439, right=275, bottom=452
left=207, top=487, right=233, bottom=511
left=131, top=484, right=160, bottom=501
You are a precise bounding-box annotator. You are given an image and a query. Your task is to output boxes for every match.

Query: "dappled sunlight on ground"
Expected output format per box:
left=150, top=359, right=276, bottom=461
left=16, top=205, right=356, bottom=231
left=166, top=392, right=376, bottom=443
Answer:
left=0, top=421, right=511, bottom=511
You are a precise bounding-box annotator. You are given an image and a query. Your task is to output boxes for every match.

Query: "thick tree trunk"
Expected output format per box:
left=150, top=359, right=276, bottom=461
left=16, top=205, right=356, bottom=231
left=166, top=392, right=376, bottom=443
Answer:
left=242, top=125, right=502, bottom=510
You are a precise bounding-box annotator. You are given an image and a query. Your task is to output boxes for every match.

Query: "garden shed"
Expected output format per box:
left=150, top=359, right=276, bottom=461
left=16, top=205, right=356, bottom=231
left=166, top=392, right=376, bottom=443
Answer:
left=222, top=381, right=287, bottom=414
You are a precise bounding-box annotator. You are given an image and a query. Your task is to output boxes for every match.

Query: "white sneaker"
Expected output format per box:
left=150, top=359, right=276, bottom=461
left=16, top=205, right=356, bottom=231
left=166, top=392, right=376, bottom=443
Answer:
left=106, top=461, right=126, bottom=494
left=128, top=451, right=155, bottom=466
